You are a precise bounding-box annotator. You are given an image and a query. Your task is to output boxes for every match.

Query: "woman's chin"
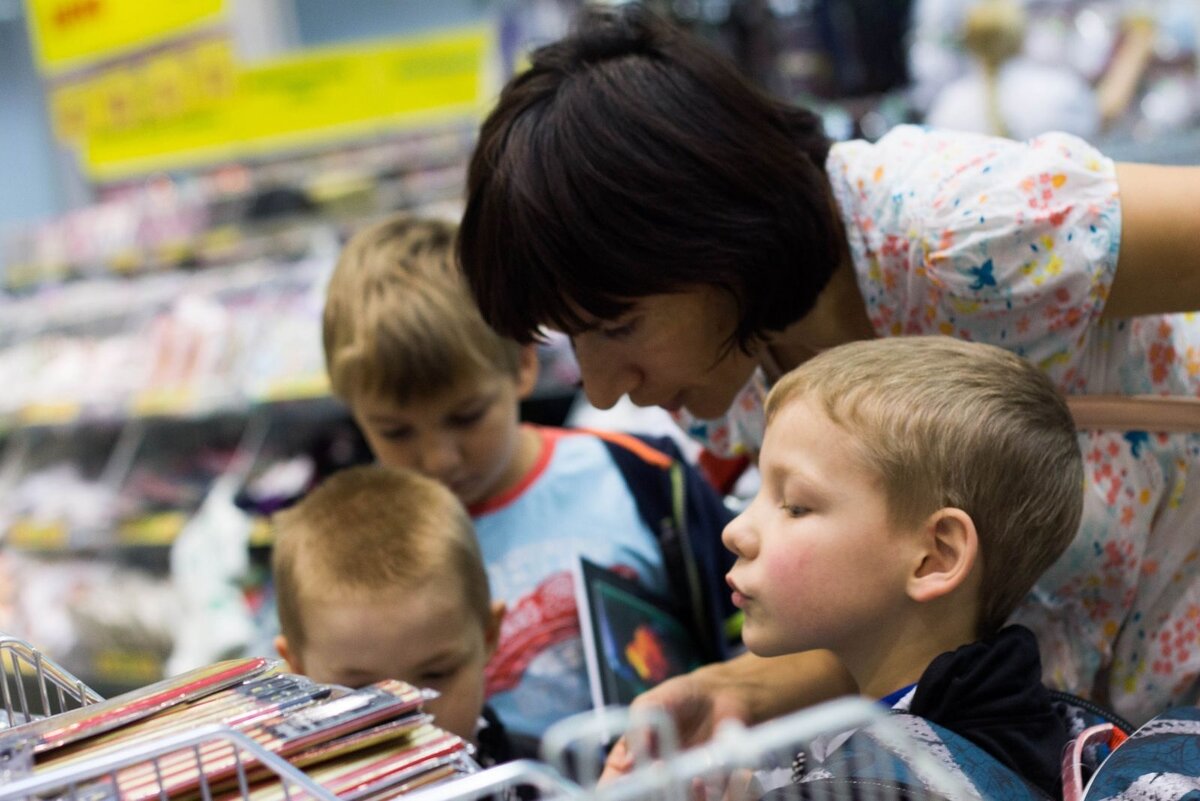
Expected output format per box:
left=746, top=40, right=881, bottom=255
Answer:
left=678, top=394, right=734, bottom=421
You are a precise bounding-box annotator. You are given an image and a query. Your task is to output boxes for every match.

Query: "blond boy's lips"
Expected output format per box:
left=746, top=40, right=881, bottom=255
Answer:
left=726, top=574, right=750, bottom=609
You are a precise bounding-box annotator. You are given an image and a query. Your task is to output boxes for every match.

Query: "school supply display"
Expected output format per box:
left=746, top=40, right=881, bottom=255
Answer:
left=0, top=652, right=475, bottom=801
left=11, top=656, right=274, bottom=754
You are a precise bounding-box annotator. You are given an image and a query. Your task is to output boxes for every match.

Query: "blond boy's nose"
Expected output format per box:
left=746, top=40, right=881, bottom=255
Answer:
left=722, top=513, right=755, bottom=559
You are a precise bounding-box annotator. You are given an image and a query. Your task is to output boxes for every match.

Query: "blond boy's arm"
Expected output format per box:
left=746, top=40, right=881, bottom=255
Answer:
left=599, top=650, right=855, bottom=782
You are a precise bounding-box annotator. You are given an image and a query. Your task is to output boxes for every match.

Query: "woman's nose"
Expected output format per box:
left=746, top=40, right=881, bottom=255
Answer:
left=573, top=340, right=641, bottom=410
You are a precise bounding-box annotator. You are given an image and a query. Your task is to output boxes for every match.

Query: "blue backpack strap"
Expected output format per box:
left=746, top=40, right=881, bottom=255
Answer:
left=1048, top=688, right=1133, bottom=795
left=1082, top=706, right=1200, bottom=800
left=783, top=714, right=1053, bottom=801
left=1048, top=689, right=1135, bottom=735
left=592, top=431, right=738, bottom=661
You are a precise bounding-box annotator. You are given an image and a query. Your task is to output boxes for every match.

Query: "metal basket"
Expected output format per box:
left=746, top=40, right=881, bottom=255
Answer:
left=0, top=636, right=102, bottom=729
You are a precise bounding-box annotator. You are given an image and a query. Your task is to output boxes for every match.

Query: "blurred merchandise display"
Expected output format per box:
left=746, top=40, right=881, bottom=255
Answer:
left=909, top=0, right=1200, bottom=149
left=2, top=126, right=475, bottom=290
left=0, top=257, right=332, bottom=426
left=0, top=63, right=482, bottom=692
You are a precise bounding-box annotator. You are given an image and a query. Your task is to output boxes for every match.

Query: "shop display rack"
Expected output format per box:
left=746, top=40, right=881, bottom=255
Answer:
left=0, top=635, right=102, bottom=729
left=0, top=637, right=967, bottom=801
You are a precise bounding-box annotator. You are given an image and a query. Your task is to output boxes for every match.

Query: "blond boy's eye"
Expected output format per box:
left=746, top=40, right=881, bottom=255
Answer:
left=780, top=503, right=809, bottom=518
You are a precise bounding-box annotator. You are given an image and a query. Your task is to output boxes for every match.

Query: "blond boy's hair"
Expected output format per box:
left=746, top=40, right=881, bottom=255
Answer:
left=323, top=214, right=523, bottom=404
left=766, top=336, right=1081, bottom=635
left=272, top=465, right=491, bottom=653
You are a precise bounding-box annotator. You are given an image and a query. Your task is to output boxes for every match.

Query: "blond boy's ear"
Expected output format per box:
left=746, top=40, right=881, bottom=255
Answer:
left=906, top=508, right=979, bottom=604
left=515, top=345, right=540, bottom=400
left=484, top=601, right=506, bottom=656
left=275, top=635, right=304, bottom=675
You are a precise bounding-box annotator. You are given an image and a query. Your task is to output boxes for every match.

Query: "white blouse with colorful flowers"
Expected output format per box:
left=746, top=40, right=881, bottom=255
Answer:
left=675, top=125, right=1200, bottom=724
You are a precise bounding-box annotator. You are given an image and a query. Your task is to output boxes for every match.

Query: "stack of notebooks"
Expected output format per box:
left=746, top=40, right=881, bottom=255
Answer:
left=0, top=657, right=475, bottom=801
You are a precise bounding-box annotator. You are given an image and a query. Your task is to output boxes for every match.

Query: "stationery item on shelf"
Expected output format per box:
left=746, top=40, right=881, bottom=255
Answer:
left=216, top=735, right=469, bottom=801
left=263, top=732, right=468, bottom=801
left=573, top=557, right=706, bottom=710
left=287, top=714, right=435, bottom=770
left=24, top=675, right=469, bottom=801
left=67, top=680, right=432, bottom=801
left=3, top=657, right=274, bottom=753
left=39, top=673, right=331, bottom=771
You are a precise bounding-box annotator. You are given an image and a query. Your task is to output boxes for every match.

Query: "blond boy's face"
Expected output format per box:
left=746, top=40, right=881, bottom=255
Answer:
left=722, top=398, right=918, bottom=662
left=351, top=357, right=536, bottom=507
left=278, top=582, right=503, bottom=745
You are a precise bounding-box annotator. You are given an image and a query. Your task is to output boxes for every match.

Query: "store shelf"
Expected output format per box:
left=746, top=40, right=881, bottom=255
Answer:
left=2, top=375, right=336, bottom=435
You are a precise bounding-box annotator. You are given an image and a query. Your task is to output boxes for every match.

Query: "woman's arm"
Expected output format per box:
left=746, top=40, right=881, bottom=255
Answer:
left=1103, top=162, right=1200, bottom=319
left=600, top=649, right=855, bottom=781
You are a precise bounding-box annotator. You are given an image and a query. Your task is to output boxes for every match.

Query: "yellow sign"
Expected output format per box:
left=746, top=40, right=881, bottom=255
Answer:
left=48, top=27, right=494, bottom=180
left=27, top=0, right=226, bottom=74
left=49, top=35, right=236, bottom=146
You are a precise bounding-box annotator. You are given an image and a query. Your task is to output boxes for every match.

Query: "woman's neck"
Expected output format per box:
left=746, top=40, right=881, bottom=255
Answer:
left=765, top=257, right=875, bottom=377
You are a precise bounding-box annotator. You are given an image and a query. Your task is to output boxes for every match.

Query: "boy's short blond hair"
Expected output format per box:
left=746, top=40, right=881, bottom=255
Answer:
left=272, top=465, right=491, bottom=653
left=323, top=214, right=523, bottom=404
left=766, top=336, right=1082, bottom=635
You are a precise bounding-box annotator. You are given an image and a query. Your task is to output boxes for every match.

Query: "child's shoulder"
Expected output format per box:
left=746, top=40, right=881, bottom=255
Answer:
left=550, top=426, right=682, bottom=468
left=470, top=426, right=677, bottom=521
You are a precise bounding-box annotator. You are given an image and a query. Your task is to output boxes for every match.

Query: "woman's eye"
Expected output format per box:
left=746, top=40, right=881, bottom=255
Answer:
left=380, top=428, right=413, bottom=441
left=599, top=318, right=639, bottom=340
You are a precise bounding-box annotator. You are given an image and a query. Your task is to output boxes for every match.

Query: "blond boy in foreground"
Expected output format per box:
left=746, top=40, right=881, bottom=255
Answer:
left=272, top=465, right=515, bottom=762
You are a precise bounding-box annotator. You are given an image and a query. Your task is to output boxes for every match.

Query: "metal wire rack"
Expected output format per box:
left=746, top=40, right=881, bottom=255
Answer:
left=0, top=636, right=102, bottom=729
left=0, top=723, right=341, bottom=801
left=0, top=637, right=982, bottom=801
left=401, top=698, right=979, bottom=801
left=0, top=639, right=465, bottom=801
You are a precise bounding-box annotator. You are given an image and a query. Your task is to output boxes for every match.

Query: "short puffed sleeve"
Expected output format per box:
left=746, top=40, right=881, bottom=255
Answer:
left=827, top=125, right=1120, bottom=389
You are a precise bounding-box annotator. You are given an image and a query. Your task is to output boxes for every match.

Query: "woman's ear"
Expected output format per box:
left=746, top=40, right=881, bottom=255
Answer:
left=906, top=508, right=979, bottom=604
left=515, top=345, right=540, bottom=400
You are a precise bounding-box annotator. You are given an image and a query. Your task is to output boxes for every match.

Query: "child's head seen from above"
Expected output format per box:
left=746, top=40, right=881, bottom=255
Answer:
left=323, top=214, right=539, bottom=506
left=272, top=465, right=504, bottom=743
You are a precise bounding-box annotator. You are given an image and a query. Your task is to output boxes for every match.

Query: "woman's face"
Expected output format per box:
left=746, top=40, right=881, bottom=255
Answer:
left=565, top=287, right=761, bottom=420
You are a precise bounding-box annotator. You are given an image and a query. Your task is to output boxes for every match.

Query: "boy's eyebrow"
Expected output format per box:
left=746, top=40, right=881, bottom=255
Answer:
left=411, top=644, right=470, bottom=671
left=332, top=667, right=384, bottom=684
left=765, top=458, right=822, bottom=492
left=364, top=414, right=408, bottom=424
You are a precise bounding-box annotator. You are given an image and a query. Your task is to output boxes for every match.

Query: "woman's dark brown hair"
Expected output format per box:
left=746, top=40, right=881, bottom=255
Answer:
left=459, top=3, right=842, bottom=352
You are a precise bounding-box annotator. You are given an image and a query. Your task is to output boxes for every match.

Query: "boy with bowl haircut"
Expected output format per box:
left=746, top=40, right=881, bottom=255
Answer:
left=323, top=214, right=737, bottom=741
left=723, top=336, right=1084, bottom=797
left=271, top=464, right=515, bottom=760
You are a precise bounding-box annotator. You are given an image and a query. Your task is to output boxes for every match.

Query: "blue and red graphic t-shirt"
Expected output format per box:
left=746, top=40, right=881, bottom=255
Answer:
left=470, top=426, right=669, bottom=740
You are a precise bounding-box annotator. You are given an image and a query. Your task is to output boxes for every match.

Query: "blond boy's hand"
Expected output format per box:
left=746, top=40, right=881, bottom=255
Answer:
left=598, top=650, right=856, bottom=785
left=598, top=664, right=753, bottom=784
